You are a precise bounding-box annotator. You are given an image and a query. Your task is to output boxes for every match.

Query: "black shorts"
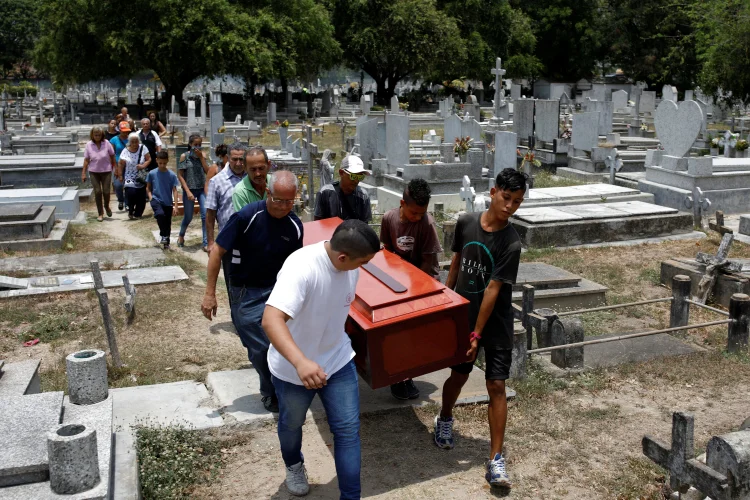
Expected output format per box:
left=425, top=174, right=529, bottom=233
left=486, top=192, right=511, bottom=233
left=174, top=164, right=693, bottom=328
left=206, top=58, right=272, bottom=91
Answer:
left=451, top=348, right=512, bottom=381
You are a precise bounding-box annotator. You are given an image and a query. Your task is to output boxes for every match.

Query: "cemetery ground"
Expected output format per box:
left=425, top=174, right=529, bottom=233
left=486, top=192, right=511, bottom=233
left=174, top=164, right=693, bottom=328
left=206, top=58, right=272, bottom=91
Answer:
left=1, top=140, right=748, bottom=497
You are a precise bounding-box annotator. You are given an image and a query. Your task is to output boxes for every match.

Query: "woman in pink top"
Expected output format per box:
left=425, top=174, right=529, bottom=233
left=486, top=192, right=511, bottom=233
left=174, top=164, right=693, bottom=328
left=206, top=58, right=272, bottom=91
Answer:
left=82, top=126, right=117, bottom=221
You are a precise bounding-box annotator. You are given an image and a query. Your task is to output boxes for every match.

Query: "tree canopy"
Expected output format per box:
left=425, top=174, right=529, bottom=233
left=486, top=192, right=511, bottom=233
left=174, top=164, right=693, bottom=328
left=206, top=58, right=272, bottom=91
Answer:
left=1, top=0, right=41, bottom=79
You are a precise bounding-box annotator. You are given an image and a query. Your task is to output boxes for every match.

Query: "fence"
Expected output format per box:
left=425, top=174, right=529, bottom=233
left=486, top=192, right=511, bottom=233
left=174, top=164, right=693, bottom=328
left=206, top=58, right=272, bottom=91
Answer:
left=509, top=274, right=750, bottom=377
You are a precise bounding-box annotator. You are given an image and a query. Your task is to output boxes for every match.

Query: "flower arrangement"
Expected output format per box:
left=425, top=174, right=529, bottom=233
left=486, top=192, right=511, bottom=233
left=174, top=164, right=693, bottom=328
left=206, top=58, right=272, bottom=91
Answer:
left=218, top=126, right=226, bottom=133
left=737, top=139, right=749, bottom=151
left=711, top=137, right=724, bottom=154
left=280, top=119, right=289, bottom=128
left=398, top=102, right=409, bottom=111
left=561, top=128, right=572, bottom=140
left=711, top=137, right=720, bottom=147
left=517, top=148, right=542, bottom=169
left=640, top=123, right=648, bottom=131
left=454, top=136, right=473, bottom=155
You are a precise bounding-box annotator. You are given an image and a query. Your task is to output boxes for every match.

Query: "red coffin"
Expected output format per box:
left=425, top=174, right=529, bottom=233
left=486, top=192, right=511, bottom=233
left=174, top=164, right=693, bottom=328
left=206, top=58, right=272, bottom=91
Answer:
left=303, top=218, right=471, bottom=389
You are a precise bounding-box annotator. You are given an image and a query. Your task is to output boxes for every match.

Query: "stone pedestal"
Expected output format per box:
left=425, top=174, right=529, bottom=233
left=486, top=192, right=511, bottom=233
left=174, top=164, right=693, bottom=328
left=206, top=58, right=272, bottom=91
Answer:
left=66, top=350, right=108, bottom=405
left=47, top=424, right=100, bottom=494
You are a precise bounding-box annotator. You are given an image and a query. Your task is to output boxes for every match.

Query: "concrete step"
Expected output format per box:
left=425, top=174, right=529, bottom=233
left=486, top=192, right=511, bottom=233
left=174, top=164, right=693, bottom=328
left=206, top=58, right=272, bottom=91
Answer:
left=0, top=205, right=55, bottom=242
left=0, top=359, right=42, bottom=397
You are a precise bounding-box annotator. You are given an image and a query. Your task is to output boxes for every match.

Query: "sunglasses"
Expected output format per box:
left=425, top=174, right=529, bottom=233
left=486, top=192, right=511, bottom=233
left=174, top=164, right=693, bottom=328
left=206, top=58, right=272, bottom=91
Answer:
left=346, top=172, right=366, bottom=182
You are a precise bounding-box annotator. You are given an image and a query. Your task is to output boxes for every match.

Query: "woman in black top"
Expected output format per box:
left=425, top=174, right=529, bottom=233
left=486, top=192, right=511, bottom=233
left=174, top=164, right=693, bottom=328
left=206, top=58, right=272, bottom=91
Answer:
left=149, top=112, right=167, bottom=138
left=104, top=119, right=118, bottom=140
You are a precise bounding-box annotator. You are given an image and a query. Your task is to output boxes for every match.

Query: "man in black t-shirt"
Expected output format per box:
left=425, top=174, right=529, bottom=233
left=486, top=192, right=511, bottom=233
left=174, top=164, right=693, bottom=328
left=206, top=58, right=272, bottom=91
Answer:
left=434, top=168, right=527, bottom=490
left=314, top=155, right=372, bottom=222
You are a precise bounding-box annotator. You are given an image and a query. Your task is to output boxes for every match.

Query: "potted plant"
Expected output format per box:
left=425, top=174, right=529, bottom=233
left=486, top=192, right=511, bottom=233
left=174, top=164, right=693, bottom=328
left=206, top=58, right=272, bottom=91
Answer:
left=737, top=139, right=749, bottom=158
left=454, top=136, right=472, bottom=162
left=517, top=148, right=542, bottom=173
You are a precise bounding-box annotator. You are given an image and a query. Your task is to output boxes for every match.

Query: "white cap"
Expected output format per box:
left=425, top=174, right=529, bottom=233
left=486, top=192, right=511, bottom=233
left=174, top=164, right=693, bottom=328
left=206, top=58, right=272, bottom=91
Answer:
left=341, top=155, right=369, bottom=175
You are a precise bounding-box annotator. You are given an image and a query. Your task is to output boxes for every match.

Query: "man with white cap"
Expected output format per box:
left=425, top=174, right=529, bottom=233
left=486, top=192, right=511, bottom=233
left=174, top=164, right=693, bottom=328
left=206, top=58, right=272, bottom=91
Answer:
left=314, top=154, right=372, bottom=222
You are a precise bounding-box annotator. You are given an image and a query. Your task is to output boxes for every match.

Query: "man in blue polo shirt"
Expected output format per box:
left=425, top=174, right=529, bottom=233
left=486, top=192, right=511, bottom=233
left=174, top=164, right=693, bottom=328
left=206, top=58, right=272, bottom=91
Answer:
left=201, top=170, right=302, bottom=413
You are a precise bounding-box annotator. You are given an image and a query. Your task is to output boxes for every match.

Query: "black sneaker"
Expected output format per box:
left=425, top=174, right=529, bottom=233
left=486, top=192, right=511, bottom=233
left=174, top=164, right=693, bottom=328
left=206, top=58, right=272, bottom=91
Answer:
left=118, top=202, right=123, bottom=210
left=262, top=395, right=279, bottom=413
left=390, top=382, right=410, bottom=401
left=160, top=236, right=168, bottom=245
left=405, top=379, right=420, bottom=399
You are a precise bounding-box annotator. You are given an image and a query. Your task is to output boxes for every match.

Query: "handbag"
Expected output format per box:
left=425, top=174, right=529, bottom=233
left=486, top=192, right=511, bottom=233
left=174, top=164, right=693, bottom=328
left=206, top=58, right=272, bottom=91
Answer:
left=135, top=146, right=149, bottom=184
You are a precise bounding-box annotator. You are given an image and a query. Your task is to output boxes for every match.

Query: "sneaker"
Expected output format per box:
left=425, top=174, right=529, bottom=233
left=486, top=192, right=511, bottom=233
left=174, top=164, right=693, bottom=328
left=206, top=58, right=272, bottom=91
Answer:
left=486, top=453, right=512, bottom=488
left=105, top=207, right=112, bottom=217
left=285, top=461, right=310, bottom=496
left=405, top=379, right=420, bottom=399
left=433, top=415, right=455, bottom=449
left=390, top=382, right=409, bottom=401
left=160, top=236, right=168, bottom=245
left=118, top=202, right=123, bottom=210
left=262, top=395, right=279, bottom=413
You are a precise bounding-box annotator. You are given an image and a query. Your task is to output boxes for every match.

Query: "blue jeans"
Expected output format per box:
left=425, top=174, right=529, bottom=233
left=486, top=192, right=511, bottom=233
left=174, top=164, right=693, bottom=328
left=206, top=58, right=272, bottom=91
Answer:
left=230, top=285, right=275, bottom=399
left=179, top=188, right=207, bottom=246
left=113, top=176, right=125, bottom=204
left=273, top=359, right=361, bottom=500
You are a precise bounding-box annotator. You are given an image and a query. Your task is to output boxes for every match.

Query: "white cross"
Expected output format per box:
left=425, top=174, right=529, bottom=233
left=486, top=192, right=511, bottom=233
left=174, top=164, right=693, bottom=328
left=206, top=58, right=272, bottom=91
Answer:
left=491, top=58, right=506, bottom=117
left=460, top=175, right=476, bottom=212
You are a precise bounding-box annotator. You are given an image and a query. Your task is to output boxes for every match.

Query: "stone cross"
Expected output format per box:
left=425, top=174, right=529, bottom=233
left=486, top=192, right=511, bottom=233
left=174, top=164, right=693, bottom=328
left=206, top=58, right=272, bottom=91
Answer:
left=695, top=233, right=741, bottom=303
left=605, top=153, right=623, bottom=185
left=684, top=186, right=711, bottom=228
left=642, top=412, right=730, bottom=499
left=709, top=210, right=733, bottom=236
left=460, top=175, right=476, bottom=212
left=491, top=58, right=506, bottom=122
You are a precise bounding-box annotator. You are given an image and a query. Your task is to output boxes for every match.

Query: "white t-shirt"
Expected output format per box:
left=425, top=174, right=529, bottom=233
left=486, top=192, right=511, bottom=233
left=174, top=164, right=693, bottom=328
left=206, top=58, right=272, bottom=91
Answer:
left=266, top=241, right=358, bottom=385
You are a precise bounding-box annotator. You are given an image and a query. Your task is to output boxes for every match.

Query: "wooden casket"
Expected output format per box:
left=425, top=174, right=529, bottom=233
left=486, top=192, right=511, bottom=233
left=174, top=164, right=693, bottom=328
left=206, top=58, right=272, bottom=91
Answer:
left=303, top=218, right=471, bottom=389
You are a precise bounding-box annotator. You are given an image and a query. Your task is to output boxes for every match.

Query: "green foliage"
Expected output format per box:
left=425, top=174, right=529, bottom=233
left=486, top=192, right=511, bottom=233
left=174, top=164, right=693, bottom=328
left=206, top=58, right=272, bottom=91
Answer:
left=437, top=0, right=542, bottom=82
left=512, top=0, right=607, bottom=81
left=603, top=0, right=698, bottom=89
left=333, top=0, right=466, bottom=104
left=0, top=0, right=41, bottom=78
left=694, top=0, right=750, bottom=105
left=136, top=425, right=224, bottom=499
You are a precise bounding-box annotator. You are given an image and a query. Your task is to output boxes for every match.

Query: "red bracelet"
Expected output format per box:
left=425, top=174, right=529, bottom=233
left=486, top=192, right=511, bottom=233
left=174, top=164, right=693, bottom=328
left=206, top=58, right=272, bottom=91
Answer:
left=469, top=331, right=481, bottom=342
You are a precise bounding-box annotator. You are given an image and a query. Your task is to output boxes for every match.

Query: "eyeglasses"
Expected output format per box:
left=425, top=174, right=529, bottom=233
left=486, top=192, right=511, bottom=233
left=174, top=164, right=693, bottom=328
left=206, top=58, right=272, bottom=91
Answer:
left=346, top=172, right=366, bottom=182
left=269, top=195, right=295, bottom=205
left=230, top=157, right=245, bottom=163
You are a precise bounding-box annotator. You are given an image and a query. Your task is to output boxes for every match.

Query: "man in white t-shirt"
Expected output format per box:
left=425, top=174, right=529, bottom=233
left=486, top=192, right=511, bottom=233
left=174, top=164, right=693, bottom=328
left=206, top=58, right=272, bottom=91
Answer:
left=262, top=219, right=380, bottom=499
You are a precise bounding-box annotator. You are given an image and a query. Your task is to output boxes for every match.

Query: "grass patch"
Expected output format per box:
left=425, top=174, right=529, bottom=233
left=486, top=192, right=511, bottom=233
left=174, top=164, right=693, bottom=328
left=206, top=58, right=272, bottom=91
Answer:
left=533, top=171, right=586, bottom=188
left=136, top=425, right=250, bottom=499
left=601, top=457, right=667, bottom=500
left=63, top=223, right=141, bottom=253
left=638, top=267, right=661, bottom=286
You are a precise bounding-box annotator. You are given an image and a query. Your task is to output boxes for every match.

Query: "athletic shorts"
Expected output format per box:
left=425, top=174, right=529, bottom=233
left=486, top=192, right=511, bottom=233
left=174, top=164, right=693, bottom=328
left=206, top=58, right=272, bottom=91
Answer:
left=451, top=348, right=512, bottom=381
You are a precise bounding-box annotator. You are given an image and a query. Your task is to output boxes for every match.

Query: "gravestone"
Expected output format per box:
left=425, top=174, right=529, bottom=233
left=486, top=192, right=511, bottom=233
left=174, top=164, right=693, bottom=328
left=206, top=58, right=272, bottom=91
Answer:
left=572, top=112, right=600, bottom=152
left=612, top=90, right=628, bottom=111
left=390, top=95, right=400, bottom=113
left=385, top=113, right=409, bottom=168
left=356, top=117, right=379, bottom=170
left=684, top=89, right=694, bottom=101
left=460, top=175, right=476, bottom=212
left=586, top=99, right=614, bottom=135
left=490, top=58, right=509, bottom=121
left=662, top=85, right=677, bottom=102
left=494, top=131, right=518, bottom=178
left=511, top=84, right=522, bottom=101
left=535, top=100, right=560, bottom=143
left=187, top=100, right=196, bottom=127
left=641, top=91, right=656, bottom=113
left=513, top=99, right=535, bottom=140
left=654, top=100, right=703, bottom=158
left=209, top=101, right=223, bottom=157
left=267, top=102, right=276, bottom=123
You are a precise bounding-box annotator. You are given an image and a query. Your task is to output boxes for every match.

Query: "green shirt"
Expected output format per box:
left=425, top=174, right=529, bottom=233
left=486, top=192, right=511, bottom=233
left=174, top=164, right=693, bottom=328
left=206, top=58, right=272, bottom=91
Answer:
left=232, top=174, right=271, bottom=211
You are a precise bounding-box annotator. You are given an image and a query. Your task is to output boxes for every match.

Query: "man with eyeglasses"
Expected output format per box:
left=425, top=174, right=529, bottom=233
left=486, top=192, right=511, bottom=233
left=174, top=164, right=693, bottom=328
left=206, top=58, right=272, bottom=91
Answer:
left=202, top=170, right=303, bottom=414
left=314, top=154, right=372, bottom=223
left=232, top=146, right=272, bottom=211
left=205, top=142, right=247, bottom=302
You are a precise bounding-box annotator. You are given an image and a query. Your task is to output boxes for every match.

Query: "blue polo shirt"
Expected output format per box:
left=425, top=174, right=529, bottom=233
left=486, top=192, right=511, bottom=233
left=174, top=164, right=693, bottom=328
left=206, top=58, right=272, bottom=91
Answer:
left=216, top=200, right=304, bottom=289
left=109, top=135, right=128, bottom=162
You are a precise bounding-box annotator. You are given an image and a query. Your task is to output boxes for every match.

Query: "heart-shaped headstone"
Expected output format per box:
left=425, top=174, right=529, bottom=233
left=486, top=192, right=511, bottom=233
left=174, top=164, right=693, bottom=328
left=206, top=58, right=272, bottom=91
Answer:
left=654, top=100, right=703, bottom=158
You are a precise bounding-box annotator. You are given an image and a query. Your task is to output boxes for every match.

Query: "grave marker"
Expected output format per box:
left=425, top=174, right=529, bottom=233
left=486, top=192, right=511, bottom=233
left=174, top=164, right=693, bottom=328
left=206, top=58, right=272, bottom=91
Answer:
left=460, top=175, right=476, bottom=212
left=490, top=58, right=508, bottom=121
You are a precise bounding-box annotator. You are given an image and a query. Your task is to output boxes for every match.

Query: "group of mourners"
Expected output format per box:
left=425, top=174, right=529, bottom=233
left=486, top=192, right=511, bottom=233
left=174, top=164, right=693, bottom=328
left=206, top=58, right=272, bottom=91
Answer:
left=81, top=107, right=224, bottom=249
left=194, top=139, right=529, bottom=497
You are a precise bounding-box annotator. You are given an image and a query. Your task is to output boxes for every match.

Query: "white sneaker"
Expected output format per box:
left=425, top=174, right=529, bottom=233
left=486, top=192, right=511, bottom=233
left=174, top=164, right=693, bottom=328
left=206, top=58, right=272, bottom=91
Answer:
left=285, top=461, right=310, bottom=496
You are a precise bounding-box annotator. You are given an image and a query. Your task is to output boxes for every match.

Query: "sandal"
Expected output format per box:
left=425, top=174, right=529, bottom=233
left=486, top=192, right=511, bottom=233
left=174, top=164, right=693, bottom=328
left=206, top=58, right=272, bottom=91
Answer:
left=202, top=246, right=209, bottom=253
left=97, top=215, right=104, bottom=222
left=105, top=207, right=112, bottom=217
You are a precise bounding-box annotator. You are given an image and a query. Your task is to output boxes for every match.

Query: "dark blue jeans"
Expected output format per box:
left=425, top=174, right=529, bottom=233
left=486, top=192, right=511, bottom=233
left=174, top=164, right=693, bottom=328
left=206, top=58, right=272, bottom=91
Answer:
left=113, top=176, right=125, bottom=204
left=179, top=188, right=207, bottom=247
left=229, top=285, right=275, bottom=399
left=273, top=359, right=361, bottom=499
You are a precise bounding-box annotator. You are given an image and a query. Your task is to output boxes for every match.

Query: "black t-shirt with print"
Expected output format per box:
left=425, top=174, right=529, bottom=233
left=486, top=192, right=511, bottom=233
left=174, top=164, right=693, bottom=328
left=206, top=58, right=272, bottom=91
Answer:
left=451, top=211, right=522, bottom=349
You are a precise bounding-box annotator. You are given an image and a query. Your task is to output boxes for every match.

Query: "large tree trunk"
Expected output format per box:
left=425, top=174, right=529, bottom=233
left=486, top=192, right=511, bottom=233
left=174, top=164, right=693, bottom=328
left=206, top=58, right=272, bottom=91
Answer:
left=281, top=77, right=288, bottom=110
left=374, top=75, right=388, bottom=105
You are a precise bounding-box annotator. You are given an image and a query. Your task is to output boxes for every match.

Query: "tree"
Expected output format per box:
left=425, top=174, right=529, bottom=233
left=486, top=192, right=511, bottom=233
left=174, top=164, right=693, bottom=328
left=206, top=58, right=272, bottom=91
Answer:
left=332, top=0, right=466, bottom=104
left=511, top=0, right=606, bottom=81
left=35, top=0, right=266, bottom=109
left=0, top=0, right=40, bottom=79
left=694, top=0, right=750, bottom=105
left=603, top=0, right=698, bottom=89
left=436, top=0, right=542, bottom=84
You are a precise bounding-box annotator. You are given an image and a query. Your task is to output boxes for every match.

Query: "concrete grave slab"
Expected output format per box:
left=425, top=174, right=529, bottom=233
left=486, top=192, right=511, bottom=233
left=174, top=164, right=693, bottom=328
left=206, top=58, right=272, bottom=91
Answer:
left=0, top=359, right=41, bottom=396
left=0, top=266, right=189, bottom=299
left=206, top=367, right=501, bottom=428
left=571, top=184, right=640, bottom=197
left=557, top=204, right=631, bottom=220
left=0, top=391, right=63, bottom=487
left=607, top=200, right=678, bottom=215
left=0, top=205, right=55, bottom=242
left=513, top=207, right=585, bottom=223
left=582, top=332, right=700, bottom=368
left=112, top=432, right=139, bottom=500
left=0, top=248, right=166, bottom=275
left=0, top=204, right=42, bottom=222
left=0, top=276, right=28, bottom=290
left=515, top=262, right=581, bottom=290
left=111, top=381, right=222, bottom=432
